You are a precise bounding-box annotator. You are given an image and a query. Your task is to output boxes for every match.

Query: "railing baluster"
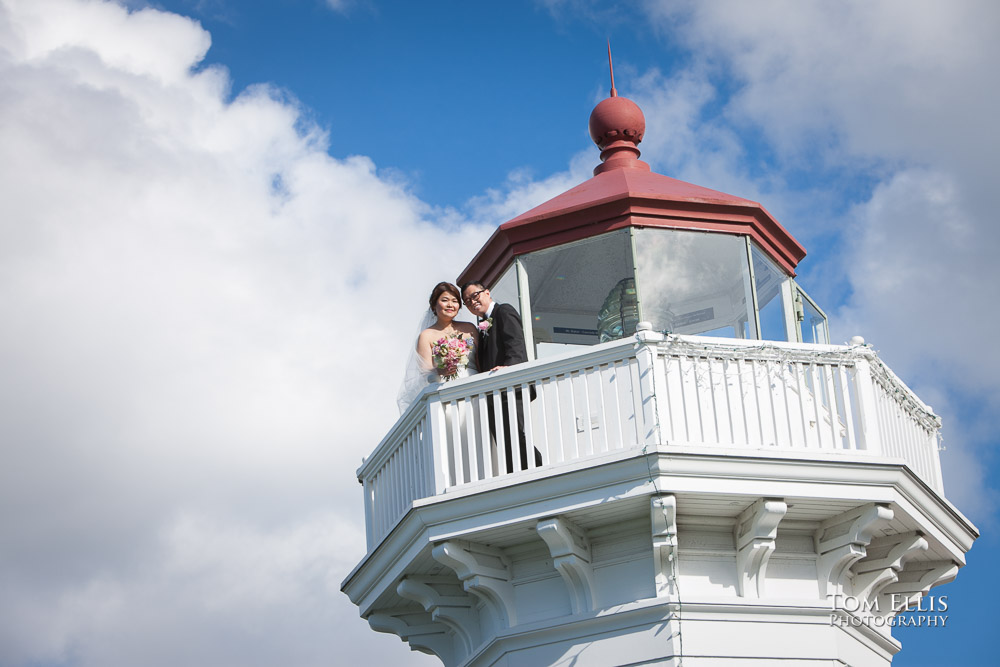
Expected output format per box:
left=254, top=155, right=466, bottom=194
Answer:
left=838, top=364, right=858, bottom=451
left=536, top=379, right=552, bottom=462
left=916, top=418, right=931, bottom=482
left=743, top=358, right=764, bottom=447
left=447, top=401, right=463, bottom=484
left=662, top=356, right=681, bottom=442
left=768, top=360, right=790, bottom=448
left=704, top=356, right=723, bottom=445
left=392, top=449, right=402, bottom=520
left=428, top=396, right=449, bottom=493
left=413, top=418, right=433, bottom=498
left=809, top=363, right=825, bottom=449
left=878, top=385, right=889, bottom=449
left=887, top=390, right=903, bottom=458
left=385, top=452, right=396, bottom=525
left=542, top=377, right=562, bottom=464
left=463, top=396, right=480, bottom=481
left=400, top=433, right=411, bottom=514
left=722, top=358, right=743, bottom=445
left=490, top=389, right=508, bottom=476
left=593, top=367, right=609, bottom=454
left=476, top=395, right=493, bottom=479
left=521, top=382, right=538, bottom=468
left=761, top=359, right=780, bottom=447
left=847, top=365, right=867, bottom=451
left=711, top=357, right=731, bottom=445
left=822, top=363, right=840, bottom=449
left=506, top=383, right=523, bottom=471
left=363, top=478, right=374, bottom=551
left=694, top=355, right=712, bottom=443
left=628, top=358, right=645, bottom=446
left=678, top=355, right=700, bottom=443
left=782, top=361, right=801, bottom=448
left=926, top=426, right=939, bottom=488
left=413, top=411, right=434, bottom=498
left=791, top=361, right=811, bottom=448
left=911, top=414, right=925, bottom=478
left=602, top=362, right=621, bottom=451
left=889, top=389, right=904, bottom=457
left=635, top=341, right=659, bottom=447
left=782, top=361, right=799, bottom=448
left=409, top=429, right=419, bottom=507
left=581, top=368, right=595, bottom=456
left=566, top=372, right=581, bottom=460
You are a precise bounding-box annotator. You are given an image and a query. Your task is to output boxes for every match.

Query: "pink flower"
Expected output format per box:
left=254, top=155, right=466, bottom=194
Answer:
left=478, top=318, right=492, bottom=334
left=431, top=334, right=472, bottom=381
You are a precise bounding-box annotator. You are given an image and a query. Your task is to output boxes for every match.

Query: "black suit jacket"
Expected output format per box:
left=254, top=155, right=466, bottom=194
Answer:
left=478, top=302, right=528, bottom=371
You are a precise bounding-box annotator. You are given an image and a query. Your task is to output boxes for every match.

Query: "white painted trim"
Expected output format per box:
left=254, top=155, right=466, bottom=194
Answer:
left=514, top=257, right=535, bottom=363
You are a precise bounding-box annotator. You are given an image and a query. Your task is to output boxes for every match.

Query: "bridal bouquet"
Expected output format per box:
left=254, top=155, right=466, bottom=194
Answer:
left=431, top=335, right=471, bottom=381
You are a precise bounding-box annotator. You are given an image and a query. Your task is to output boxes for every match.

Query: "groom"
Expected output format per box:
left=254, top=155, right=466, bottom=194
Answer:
left=461, top=281, right=542, bottom=473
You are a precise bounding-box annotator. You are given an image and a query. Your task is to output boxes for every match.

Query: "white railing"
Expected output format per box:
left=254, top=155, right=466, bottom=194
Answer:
left=362, top=407, right=433, bottom=550
left=357, top=331, right=944, bottom=550
left=869, top=361, right=944, bottom=492
left=652, top=338, right=872, bottom=451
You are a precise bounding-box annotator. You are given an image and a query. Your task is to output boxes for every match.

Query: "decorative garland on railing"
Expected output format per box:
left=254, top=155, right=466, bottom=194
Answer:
left=651, top=334, right=942, bottom=442
left=862, top=350, right=943, bottom=434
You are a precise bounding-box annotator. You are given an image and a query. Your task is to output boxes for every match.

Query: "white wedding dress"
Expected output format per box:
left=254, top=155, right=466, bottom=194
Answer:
left=438, top=337, right=478, bottom=484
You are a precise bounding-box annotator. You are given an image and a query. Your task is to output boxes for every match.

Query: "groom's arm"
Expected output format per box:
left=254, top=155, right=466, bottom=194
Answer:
left=496, top=303, right=528, bottom=366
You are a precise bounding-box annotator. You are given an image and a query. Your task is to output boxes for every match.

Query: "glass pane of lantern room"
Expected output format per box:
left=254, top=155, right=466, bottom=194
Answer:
left=798, top=288, right=830, bottom=344
left=519, top=230, right=635, bottom=358
left=488, top=263, right=520, bottom=317
left=750, top=242, right=791, bottom=341
left=634, top=228, right=755, bottom=338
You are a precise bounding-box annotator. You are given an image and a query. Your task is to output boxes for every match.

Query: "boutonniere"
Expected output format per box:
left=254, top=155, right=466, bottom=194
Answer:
left=478, top=317, right=493, bottom=336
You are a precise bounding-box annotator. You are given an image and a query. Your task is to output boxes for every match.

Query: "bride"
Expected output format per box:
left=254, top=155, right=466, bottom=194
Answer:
left=397, top=282, right=479, bottom=413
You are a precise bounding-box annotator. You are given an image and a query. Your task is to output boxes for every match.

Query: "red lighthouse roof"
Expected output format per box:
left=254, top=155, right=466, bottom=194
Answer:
left=458, top=85, right=806, bottom=288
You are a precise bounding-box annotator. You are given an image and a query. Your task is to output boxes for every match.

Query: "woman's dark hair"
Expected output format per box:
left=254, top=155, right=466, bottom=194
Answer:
left=429, top=282, right=462, bottom=312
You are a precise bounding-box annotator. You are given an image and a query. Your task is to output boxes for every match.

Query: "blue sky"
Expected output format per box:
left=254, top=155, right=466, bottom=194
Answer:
left=0, top=1, right=997, bottom=665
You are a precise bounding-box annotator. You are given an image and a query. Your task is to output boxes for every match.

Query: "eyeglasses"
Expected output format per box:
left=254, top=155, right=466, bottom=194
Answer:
left=463, top=288, right=487, bottom=304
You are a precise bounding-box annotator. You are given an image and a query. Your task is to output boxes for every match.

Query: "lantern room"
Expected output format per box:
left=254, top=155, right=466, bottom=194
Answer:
left=458, top=91, right=829, bottom=359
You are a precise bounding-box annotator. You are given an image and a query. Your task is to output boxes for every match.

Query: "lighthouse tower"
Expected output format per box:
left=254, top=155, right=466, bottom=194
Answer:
left=342, top=79, right=978, bottom=666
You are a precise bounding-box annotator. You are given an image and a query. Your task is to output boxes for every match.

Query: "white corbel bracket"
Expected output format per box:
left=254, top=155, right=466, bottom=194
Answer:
left=651, top=494, right=678, bottom=598
left=852, top=532, right=928, bottom=605
left=875, top=560, right=959, bottom=617
left=368, top=610, right=452, bottom=661
left=537, top=516, right=598, bottom=614
left=432, top=540, right=518, bottom=628
left=734, top=498, right=787, bottom=598
left=397, top=575, right=480, bottom=659
left=815, top=503, right=894, bottom=598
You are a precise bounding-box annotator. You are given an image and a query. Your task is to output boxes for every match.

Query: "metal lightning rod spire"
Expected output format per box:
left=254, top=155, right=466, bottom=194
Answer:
left=608, top=39, right=618, bottom=97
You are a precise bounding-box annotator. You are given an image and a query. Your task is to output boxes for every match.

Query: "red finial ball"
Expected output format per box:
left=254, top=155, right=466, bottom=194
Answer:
left=588, top=96, right=645, bottom=150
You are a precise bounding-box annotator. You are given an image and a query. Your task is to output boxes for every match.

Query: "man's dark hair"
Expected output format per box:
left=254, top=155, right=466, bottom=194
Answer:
left=460, top=281, right=486, bottom=295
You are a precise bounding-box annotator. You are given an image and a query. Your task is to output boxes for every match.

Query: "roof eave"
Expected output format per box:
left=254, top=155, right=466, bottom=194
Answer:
left=458, top=191, right=806, bottom=287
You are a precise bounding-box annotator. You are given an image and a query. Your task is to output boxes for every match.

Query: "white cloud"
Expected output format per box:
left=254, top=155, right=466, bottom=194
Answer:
left=323, top=0, right=361, bottom=16
left=645, top=0, right=1000, bottom=170
left=0, top=0, right=475, bottom=664
left=465, top=149, right=595, bottom=224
